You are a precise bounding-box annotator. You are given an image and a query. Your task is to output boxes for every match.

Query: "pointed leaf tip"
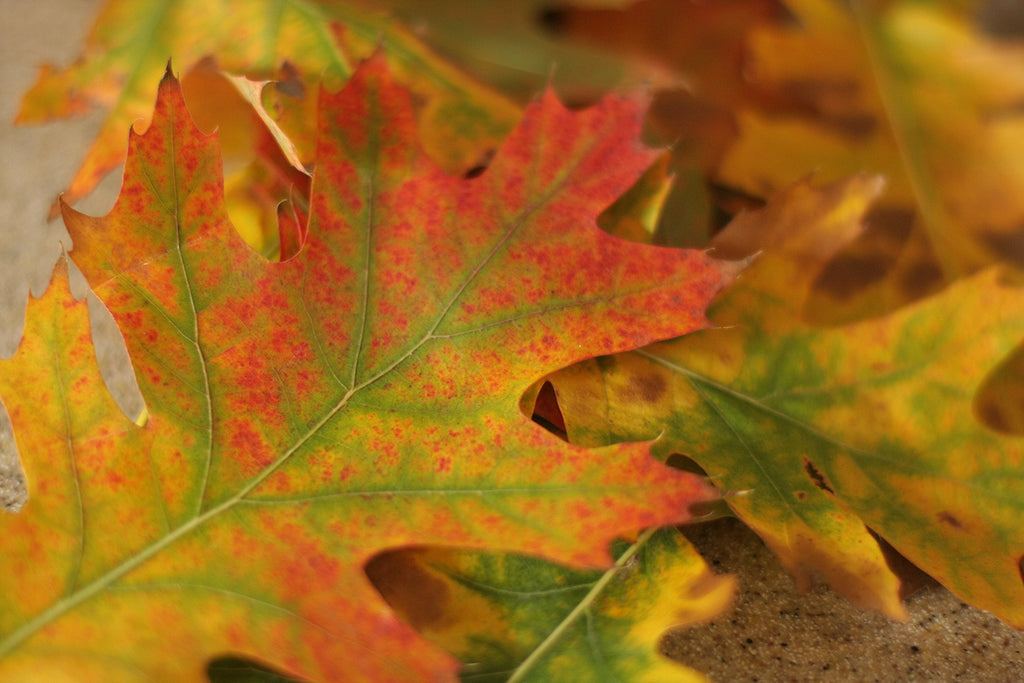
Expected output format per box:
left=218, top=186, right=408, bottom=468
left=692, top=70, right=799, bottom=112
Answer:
left=46, top=252, right=75, bottom=301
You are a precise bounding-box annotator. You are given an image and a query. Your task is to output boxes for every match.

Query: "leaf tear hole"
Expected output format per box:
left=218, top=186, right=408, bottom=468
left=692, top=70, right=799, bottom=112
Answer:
left=867, top=527, right=937, bottom=599
left=801, top=458, right=834, bottom=494
left=463, top=149, right=495, bottom=179
left=207, top=655, right=306, bottom=682
left=665, top=453, right=708, bottom=477
left=365, top=548, right=452, bottom=631
left=536, top=5, right=569, bottom=34
left=531, top=381, right=567, bottom=440
left=662, top=456, right=732, bottom=520
left=687, top=498, right=734, bottom=522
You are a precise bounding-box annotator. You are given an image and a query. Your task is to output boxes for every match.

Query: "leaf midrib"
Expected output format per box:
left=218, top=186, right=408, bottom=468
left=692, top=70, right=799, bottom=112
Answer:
left=167, top=100, right=216, bottom=520
left=506, top=528, right=656, bottom=683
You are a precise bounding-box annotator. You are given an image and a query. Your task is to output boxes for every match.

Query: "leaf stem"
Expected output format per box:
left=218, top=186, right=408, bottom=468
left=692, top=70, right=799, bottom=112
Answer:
left=505, top=527, right=657, bottom=683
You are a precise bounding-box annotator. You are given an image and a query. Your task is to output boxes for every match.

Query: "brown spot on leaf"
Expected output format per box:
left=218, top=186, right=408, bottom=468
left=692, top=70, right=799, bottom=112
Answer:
left=802, top=458, right=834, bottom=494
left=794, top=491, right=808, bottom=501
left=937, top=511, right=963, bottom=529
left=981, top=227, right=1024, bottom=269
left=825, top=113, right=877, bottom=138
left=630, top=373, right=667, bottom=403
left=783, top=80, right=858, bottom=109
left=365, top=550, right=451, bottom=630
left=976, top=398, right=1012, bottom=434
left=536, top=5, right=569, bottom=34
left=813, top=253, right=888, bottom=300
left=851, top=207, right=912, bottom=241
left=974, top=343, right=1024, bottom=435
left=899, top=260, right=944, bottom=300
left=1017, top=555, right=1024, bottom=588
left=807, top=207, right=918, bottom=309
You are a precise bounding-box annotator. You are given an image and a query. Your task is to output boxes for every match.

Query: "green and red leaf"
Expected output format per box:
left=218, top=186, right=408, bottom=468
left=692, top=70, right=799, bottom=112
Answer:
left=0, top=56, right=737, bottom=681
left=370, top=527, right=735, bottom=683
left=545, top=177, right=1024, bottom=625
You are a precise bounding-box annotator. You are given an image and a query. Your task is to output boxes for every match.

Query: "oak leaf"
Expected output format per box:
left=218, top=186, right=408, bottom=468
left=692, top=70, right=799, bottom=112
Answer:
left=368, top=527, right=735, bottom=682
left=0, top=56, right=738, bottom=681
left=545, top=177, right=1024, bottom=625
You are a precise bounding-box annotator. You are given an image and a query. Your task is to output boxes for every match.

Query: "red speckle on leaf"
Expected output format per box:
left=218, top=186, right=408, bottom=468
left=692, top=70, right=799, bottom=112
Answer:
left=0, top=56, right=743, bottom=681
left=103, top=470, right=126, bottom=490
left=228, top=419, right=274, bottom=474
left=373, top=441, right=401, bottom=475
left=370, top=331, right=394, bottom=352
left=223, top=623, right=246, bottom=648
left=262, top=471, right=292, bottom=494
left=573, top=502, right=595, bottom=523
left=337, top=464, right=355, bottom=483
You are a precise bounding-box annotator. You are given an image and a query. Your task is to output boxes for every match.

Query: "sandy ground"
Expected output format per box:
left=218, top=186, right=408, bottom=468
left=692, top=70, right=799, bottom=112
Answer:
left=1, top=0, right=1022, bottom=680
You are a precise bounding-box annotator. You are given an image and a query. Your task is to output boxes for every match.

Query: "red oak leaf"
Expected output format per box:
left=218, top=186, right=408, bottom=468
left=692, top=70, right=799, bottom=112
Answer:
left=0, top=55, right=738, bottom=681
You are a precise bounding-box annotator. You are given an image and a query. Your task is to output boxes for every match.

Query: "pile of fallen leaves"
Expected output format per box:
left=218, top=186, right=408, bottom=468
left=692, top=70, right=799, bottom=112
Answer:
left=2, top=1, right=1022, bottom=681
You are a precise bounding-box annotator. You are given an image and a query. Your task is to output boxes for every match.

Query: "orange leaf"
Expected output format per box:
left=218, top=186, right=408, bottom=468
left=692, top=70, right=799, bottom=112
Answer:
left=720, top=1, right=1024, bottom=317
